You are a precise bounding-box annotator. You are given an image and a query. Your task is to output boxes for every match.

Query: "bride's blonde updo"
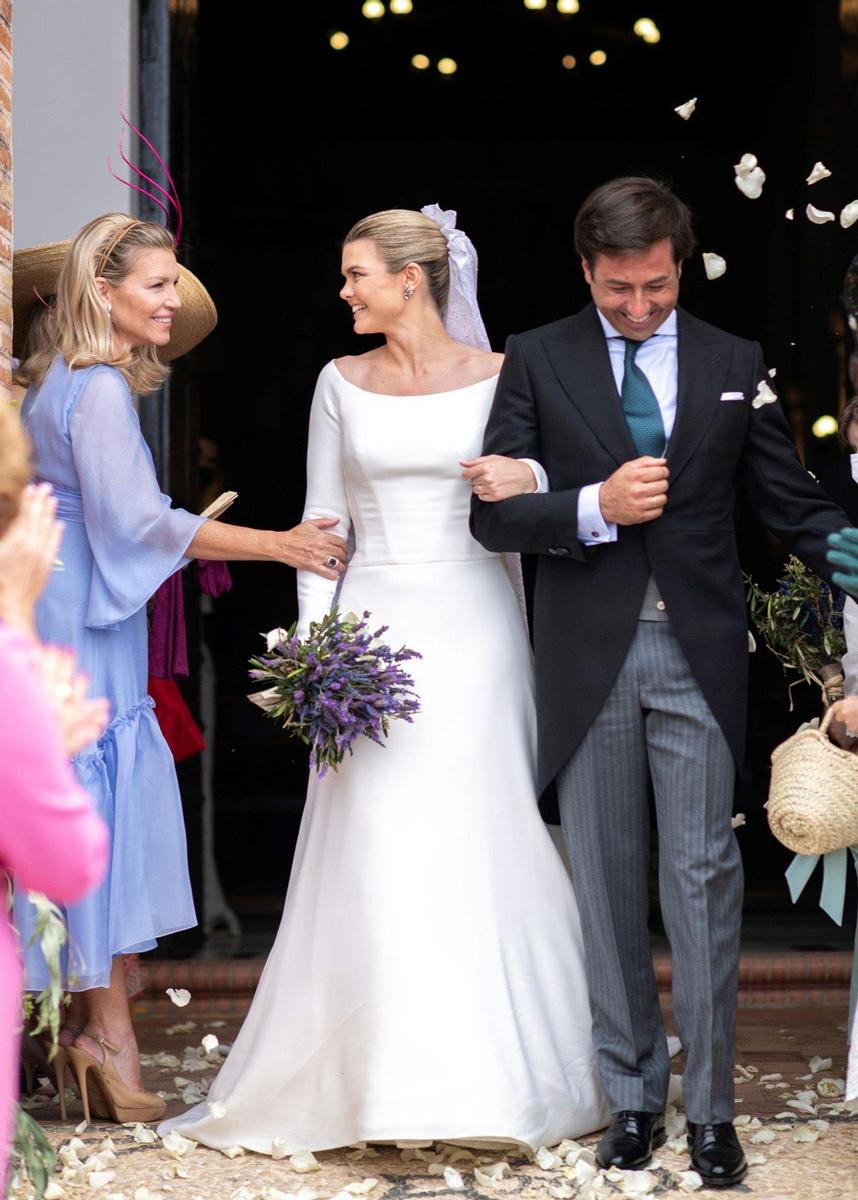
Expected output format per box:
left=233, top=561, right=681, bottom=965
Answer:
left=344, top=209, right=450, bottom=316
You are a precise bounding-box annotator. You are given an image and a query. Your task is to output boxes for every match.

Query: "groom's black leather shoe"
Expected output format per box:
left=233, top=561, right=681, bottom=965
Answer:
left=595, top=1110, right=666, bottom=1170
left=687, top=1121, right=748, bottom=1188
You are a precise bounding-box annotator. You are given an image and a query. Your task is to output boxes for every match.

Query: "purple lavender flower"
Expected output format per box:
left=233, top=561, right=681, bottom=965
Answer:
left=248, top=610, right=421, bottom=777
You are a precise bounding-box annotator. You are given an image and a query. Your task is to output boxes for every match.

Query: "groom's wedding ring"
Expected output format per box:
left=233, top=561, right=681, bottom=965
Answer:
left=324, top=555, right=340, bottom=569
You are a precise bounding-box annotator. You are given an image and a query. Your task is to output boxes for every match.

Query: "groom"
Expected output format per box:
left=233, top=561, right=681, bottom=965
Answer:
left=471, top=177, right=849, bottom=1187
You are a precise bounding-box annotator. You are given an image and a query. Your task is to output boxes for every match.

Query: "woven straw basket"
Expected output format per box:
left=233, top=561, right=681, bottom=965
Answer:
left=767, top=708, right=858, bottom=855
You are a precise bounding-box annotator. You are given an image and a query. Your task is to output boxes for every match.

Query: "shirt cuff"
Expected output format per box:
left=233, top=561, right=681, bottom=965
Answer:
left=577, top=482, right=617, bottom=545
left=518, top=458, right=549, bottom=494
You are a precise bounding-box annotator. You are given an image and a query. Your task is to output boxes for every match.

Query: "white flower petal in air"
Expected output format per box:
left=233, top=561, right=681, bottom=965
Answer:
left=752, top=379, right=777, bottom=409
left=840, top=201, right=858, bottom=228
left=734, top=153, right=758, bottom=178
left=290, top=1151, right=321, bottom=1173
left=675, top=97, right=697, bottom=120
left=677, top=1173, right=704, bottom=1193
left=748, top=631, right=757, bottom=652
left=731, top=813, right=746, bottom=828
left=785, top=208, right=795, bottom=220
left=443, top=1168, right=465, bottom=1191
left=735, top=168, right=766, bottom=199
left=703, top=253, right=727, bottom=280
left=201, top=1034, right=219, bottom=1055
left=165, top=988, right=191, bottom=1008
left=266, top=627, right=290, bottom=652
left=208, top=1100, right=227, bottom=1119
left=806, top=162, right=832, bottom=185
left=806, top=204, right=835, bottom=224
left=536, top=1147, right=563, bottom=1170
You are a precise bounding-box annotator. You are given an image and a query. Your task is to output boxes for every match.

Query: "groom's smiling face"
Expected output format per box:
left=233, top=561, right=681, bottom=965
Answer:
left=582, top=237, right=681, bottom=342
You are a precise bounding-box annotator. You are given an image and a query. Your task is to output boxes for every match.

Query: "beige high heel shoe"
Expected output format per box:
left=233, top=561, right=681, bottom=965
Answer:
left=67, top=1031, right=166, bottom=1124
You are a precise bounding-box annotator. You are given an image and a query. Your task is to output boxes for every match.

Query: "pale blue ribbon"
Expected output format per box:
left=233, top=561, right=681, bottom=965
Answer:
left=786, top=845, right=858, bottom=925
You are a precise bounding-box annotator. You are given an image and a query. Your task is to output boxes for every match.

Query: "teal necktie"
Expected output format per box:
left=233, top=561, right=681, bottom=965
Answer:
left=621, top=337, right=666, bottom=458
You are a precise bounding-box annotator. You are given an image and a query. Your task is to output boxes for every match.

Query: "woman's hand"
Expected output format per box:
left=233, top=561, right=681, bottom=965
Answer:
left=827, top=696, right=858, bottom=750
left=36, top=645, right=110, bottom=756
left=274, top=518, right=349, bottom=579
left=0, top=483, right=63, bottom=637
left=460, top=455, right=538, bottom=502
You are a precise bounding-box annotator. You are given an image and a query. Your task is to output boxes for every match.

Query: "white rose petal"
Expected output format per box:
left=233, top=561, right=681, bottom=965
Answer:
left=818, top=1078, right=845, bottom=1097
left=731, top=813, right=746, bottom=828
left=44, top=1185, right=66, bottom=1200
left=181, top=1084, right=206, bottom=1105
left=160, top=1130, right=196, bottom=1160
left=703, top=252, right=727, bottom=280
left=548, top=1186, right=574, bottom=1200
left=675, top=97, right=697, bottom=120
left=735, top=168, right=766, bottom=199
left=746, top=1152, right=767, bottom=1166
left=474, top=1169, right=499, bottom=1188
left=272, top=1137, right=288, bottom=1160
left=573, top=1158, right=598, bottom=1185
left=428, top=1164, right=447, bottom=1176
left=74, top=1120, right=88, bottom=1135
left=290, top=1151, right=321, bottom=1173
left=734, top=153, right=758, bottom=179
left=480, top=1163, right=512, bottom=1180
left=733, top=1114, right=752, bottom=1127
left=666, top=1136, right=689, bottom=1154
left=760, top=1073, right=783, bottom=1082
left=787, top=1100, right=817, bottom=1115
left=620, top=1169, right=657, bottom=1195
left=220, top=1144, right=245, bottom=1159
left=793, top=1127, right=819, bottom=1143
left=807, top=203, right=835, bottom=224
left=165, top=988, right=191, bottom=1008
left=806, top=161, right=832, bottom=185
left=750, top=1130, right=776, bottom=1144
left=208, top=1100, right=227, bottom=1119
left=88, top=1174, right=116, bottom=1191
left=808, top=1118, right=830, bottom=1133
left=443, top=1168, right=465, bottom=1191
left=775, top=1112, right=798, bottom=1120
left=536, top=1146, right=563, bottom=1170
left=795, top=1090, right=819, bottom=1104
left=809, top=1056, right=833, bottom=1074
left=201, top=1034, right=219, bottom=1055
left=346, top=1180, right=379, bottom=1195
left=840, top=200, right=858, bottom=228
left=785, top=208, right=795, bottom=219
left=752, top=379, right=777, bottom=408
left=677, top=1172, right=704, bottom=1193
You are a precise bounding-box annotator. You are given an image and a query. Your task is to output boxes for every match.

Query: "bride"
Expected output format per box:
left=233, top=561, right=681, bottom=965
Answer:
left=160, top=206, right=611, bottom=1153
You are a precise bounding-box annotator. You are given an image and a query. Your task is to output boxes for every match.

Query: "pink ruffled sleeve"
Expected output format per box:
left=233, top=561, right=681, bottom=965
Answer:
left=0, top=627, right=108, bottom=901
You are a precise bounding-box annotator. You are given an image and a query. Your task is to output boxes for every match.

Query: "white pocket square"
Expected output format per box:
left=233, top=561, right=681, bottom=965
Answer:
left=719, top=391, right=746, bottom=401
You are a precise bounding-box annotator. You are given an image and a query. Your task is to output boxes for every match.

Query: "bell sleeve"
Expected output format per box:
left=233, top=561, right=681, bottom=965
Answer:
left=67, top=366, right=206, bottom=629
left=295, top=368, right=352, bottom=639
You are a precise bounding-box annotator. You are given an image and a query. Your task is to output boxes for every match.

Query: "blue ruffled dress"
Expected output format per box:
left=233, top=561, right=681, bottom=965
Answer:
left=12, top=356, right=206, bottom=991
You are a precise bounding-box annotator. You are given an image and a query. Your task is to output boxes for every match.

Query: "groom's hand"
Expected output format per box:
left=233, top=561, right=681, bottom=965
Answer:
left=599, top=457, right=669, bottom=525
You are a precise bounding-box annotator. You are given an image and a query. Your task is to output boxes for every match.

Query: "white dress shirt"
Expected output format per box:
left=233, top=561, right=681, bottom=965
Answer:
left=577, top=308, right=679, bottom=544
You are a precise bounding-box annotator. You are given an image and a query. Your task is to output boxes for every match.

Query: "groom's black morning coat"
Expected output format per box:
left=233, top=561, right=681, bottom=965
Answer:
left=471, top=303, right=849, bottom=794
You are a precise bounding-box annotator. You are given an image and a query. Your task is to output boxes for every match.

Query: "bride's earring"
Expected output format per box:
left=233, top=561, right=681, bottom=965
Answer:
left=106, top=303, right=112, bottom=316
left=403, top=285, right=414, bottom=301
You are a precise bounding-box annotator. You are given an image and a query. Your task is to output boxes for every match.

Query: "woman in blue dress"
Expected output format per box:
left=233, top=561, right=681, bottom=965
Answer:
left=12, top=213, right=348, bottom=1123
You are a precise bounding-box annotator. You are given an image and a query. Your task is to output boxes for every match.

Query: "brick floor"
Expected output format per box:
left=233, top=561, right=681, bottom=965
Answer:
left=13, top=957, right=858, bottom=1200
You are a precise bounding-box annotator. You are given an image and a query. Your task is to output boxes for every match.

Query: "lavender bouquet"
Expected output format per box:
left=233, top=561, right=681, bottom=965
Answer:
left=248, top=610, right=421, bottom=776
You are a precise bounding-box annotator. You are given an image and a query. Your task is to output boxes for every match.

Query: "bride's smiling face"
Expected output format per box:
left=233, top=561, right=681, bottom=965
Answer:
left=340, top=239, right=409, bottom=335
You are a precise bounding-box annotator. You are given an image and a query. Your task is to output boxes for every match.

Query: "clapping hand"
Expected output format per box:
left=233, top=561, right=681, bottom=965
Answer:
left=0, top=483, right=63, bottom=637
left=36, top=645, right=110, bottom=757
left=461, top=455, right=538, bottom=502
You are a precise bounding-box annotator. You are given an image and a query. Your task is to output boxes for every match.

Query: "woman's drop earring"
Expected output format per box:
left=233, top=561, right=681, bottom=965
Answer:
left=403, top=285, right=414, bottom=301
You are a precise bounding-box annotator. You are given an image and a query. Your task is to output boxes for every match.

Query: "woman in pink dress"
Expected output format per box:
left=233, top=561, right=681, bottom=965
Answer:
left=0, top=407, right=109, bottom=1188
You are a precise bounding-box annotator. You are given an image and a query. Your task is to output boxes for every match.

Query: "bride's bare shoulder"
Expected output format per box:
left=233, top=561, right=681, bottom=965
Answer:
left=332, top=351, right=383, bottom=386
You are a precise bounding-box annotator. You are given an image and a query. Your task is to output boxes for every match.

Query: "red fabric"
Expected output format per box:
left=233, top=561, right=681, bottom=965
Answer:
left=148, top=675, right=205, bottom=762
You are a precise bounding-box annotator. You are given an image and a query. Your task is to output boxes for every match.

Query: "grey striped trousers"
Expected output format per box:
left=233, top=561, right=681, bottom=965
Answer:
left=557, top=620, right=742, bottom=1123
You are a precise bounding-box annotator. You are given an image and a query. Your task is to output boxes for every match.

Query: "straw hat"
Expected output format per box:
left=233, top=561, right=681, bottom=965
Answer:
left=13, top=238, right=217, bottom=362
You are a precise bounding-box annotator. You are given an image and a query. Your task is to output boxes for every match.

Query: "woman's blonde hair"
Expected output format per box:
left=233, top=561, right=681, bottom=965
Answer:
left=0, top=403, right=31, bottom=537
left=17, top=214, right=176, bottom=396
left=344, top=209, right=449, bottom=315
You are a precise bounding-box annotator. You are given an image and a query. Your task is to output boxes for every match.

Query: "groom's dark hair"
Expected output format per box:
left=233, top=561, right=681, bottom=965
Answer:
left=574, top=177, right=696, bottom=267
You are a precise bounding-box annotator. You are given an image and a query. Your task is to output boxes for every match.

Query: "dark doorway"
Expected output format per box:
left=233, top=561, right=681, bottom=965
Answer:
left=165, top=0, right=857, bottom=950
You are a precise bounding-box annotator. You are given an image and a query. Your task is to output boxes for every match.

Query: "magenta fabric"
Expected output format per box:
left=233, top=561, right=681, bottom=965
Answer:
left=196, top=559, right=232, bottom=599
left=148, top=573, right=188, bottom=680
left=0, top=624, right=108, bottom=1188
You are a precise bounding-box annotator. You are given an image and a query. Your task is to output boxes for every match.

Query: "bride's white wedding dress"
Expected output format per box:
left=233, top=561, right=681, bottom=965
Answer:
left=160, top=361, right=611, bottom=1154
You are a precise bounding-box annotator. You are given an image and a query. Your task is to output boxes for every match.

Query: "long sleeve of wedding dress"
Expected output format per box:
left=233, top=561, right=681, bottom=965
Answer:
left=296, top=369, right=353, bottom=639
